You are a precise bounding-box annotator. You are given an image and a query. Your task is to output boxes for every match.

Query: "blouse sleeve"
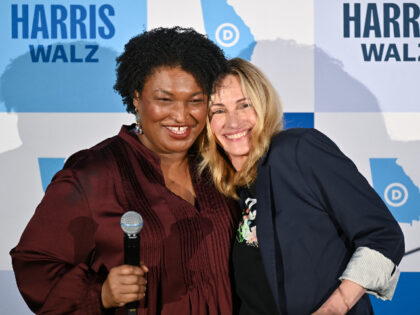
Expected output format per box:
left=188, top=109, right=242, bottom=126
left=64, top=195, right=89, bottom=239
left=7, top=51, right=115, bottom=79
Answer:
left=295, top=129, right=405, bottom=300
left=10, top=168, right=105, bottom=314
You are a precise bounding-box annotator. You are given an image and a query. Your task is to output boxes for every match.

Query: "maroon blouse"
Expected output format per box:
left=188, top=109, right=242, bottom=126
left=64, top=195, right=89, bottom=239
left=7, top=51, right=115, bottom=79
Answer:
left=10, top=126, right=238, bottom=314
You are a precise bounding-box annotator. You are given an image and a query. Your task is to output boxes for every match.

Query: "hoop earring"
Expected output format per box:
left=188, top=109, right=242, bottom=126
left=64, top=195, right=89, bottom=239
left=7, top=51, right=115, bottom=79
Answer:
left=135, top=109, right=143, bottom=135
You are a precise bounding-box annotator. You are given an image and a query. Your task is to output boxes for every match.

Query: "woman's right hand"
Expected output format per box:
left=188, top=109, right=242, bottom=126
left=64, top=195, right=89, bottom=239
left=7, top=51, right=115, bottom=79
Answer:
left=101, top=263, right=149, bottom=308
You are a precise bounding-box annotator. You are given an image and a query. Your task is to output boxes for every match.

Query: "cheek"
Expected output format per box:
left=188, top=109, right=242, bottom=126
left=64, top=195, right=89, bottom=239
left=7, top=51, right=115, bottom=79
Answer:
left=248, top=109, right=258, bottom=127
left=139, top=103, right=167, bottom=121
left=188, top=108, right=207, bottom=132
left=210, top=118, right=223, bottom=139
left=191, top=105, right=208, bottom=122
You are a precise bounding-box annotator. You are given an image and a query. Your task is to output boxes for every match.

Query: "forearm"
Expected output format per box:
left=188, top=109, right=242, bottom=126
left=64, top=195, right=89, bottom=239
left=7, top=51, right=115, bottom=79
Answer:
left=11, top=249, right=104, bottom=314
left=312, top=279, right=365, bottom=315
left=313, top=246, right=401, bottom=314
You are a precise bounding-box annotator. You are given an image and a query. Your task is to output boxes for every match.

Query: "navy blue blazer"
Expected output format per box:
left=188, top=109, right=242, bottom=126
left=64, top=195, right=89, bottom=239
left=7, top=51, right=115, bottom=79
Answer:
left=255, top=128, right=404, bottom=314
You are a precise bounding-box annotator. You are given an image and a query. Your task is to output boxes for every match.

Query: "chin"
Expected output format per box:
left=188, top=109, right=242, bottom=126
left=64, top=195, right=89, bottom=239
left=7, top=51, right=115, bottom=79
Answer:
left=229, top=147, right=250, bottom=157
left=167, top=144, right=193, bottom=153
left=228, top=151, right=250, bottom=158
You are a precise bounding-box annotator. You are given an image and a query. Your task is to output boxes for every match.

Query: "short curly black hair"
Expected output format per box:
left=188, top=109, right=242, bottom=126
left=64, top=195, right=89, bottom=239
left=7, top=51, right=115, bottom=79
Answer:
left=114, top=26, right=228, bottom=114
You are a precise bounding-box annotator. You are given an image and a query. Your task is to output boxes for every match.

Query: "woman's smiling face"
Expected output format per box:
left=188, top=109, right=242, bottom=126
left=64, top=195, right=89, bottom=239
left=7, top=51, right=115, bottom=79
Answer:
left=209, top=74, right=257, bottom=170
left=134, top=66, right=208, bottom=156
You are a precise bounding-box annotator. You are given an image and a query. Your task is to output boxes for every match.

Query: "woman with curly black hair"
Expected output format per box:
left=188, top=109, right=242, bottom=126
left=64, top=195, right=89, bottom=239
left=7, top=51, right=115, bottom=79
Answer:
left=11, top=27, right=238, bottom=314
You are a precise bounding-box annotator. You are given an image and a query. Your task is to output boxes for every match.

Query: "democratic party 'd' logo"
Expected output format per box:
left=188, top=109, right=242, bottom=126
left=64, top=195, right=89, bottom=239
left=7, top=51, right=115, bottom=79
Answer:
left=384, top=183, right=408, bottom=207
left=200, top=0, right=255, bottom=60
left=215, top=23, right=240, bottom=47
left=370, top=158, right=420, bottom=224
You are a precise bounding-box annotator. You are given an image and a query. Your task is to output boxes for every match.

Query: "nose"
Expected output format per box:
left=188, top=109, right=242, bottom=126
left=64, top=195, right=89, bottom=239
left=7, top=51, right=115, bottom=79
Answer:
left=225, top=111, right=240, bottom=128
left=171, top=101, right=188, bottom=122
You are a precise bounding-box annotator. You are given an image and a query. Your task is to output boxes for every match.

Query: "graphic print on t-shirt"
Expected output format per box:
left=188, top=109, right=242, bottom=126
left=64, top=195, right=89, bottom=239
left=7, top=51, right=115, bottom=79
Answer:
left=237, top=197, right=258, bottom=247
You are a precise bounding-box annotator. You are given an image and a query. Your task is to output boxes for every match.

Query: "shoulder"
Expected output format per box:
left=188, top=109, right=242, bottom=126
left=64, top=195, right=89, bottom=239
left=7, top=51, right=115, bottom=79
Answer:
left=269, top=127, right=341, bottom=154
left=271, top=128, right=310, bottom=146
left=270, top=128, right=337, bottom=147
left=51, top=135, right=124, bottom=188
left=262, top=128, right=329, bottom=163
left=64, top=135, right=122, bottom=171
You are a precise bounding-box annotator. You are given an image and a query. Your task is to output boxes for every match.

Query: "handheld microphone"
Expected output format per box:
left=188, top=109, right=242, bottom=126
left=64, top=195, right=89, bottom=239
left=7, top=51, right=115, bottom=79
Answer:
left=120, top=211, right=143, bottom=315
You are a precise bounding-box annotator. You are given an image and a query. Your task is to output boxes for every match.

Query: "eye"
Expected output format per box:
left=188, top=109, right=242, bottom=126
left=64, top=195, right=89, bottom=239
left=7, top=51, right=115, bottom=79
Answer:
left=210, top=108, right=226, bottom=115
left=239, top=103, right=252, bottom=109
left=190, top=99, right=204, bottom=104
left=157, top=97, right=171, bottom=102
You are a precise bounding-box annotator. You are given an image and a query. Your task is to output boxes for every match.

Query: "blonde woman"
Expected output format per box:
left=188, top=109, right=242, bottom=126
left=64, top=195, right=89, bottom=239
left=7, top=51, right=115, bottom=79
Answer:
left=200, top=58, right=404, bottom=314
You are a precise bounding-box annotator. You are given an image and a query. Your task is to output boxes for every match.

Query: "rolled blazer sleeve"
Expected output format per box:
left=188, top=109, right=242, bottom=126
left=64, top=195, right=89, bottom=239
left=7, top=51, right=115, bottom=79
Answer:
left=10, top=168, right=104, bottom=314
left=340, top=246, right=400, bottom=300
left=295, top=129, right=405, bottom=299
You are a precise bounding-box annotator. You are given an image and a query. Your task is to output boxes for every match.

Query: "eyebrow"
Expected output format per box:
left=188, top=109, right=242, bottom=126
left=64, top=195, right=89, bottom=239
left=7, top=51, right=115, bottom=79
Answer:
left=236, top=97, right=248, bottom=103
left=211, top=97, right=248, bottom=107
left=210, top=103, right=225, bottom=107
left=153, top=89, right=204, bottom=97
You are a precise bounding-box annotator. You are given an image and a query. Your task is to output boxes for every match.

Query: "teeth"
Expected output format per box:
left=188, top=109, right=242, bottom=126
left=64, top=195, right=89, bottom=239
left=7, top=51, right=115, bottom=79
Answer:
left=226, top=131, right=248, bottom=140
left=166, top=126, right=188, bottom=134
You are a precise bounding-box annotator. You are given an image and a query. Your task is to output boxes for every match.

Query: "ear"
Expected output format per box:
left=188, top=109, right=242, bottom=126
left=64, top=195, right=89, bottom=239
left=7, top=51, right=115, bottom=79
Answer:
left=133, top=90, right=141, bottom=109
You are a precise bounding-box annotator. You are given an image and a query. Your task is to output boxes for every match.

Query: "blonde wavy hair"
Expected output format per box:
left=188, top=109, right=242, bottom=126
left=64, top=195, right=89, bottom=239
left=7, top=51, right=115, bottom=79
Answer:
left=199, top=58, right=284, bottom=198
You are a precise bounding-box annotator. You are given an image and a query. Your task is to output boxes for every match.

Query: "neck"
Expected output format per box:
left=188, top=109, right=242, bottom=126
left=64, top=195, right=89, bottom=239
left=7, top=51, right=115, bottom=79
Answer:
left=158, top=151, right=196, bottom=205
left=159, top=152, right=189, bottom=173
left=136, top=134, right=189, bottom=169
left=231, top=156, right=248, bottom=171
left=136, top=134, right=196, bottom=204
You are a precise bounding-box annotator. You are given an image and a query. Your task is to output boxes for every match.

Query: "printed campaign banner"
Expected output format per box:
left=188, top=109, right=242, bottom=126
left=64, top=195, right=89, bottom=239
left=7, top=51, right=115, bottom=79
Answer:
left=0, top=0, right=418, bottom=313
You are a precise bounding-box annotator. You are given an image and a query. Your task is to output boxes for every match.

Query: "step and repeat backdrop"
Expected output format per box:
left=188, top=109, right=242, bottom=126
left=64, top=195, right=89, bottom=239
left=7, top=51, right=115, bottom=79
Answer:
left=0, top=0, right=419, bottom=313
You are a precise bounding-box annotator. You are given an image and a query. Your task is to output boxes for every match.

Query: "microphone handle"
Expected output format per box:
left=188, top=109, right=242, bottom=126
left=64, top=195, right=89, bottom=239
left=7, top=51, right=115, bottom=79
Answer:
left=124, top=234, right=140, bottom=265
left=124, top=234, right=140, bottom=312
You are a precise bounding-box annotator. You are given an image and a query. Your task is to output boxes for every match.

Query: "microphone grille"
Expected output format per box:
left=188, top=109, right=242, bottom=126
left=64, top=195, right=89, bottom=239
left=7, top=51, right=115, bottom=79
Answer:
left=120, top=211, right=143, bottom=235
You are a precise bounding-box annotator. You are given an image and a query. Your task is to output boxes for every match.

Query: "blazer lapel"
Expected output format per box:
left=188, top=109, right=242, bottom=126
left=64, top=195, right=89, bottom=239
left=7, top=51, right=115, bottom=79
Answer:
left=256, top=161, right=281, bottom=312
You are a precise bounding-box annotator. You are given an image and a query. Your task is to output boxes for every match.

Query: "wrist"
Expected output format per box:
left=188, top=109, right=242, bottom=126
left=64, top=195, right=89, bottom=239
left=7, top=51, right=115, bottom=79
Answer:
left=320, top=289, right=350, bottom=315
left=337, top=286, right=350, bottom=313
left=101, top=283, right=112, bottom=309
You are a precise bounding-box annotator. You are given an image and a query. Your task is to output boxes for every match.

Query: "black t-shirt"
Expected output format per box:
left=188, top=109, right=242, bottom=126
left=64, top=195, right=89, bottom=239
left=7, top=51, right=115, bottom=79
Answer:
left=231, top=183, right=279, bottom=315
